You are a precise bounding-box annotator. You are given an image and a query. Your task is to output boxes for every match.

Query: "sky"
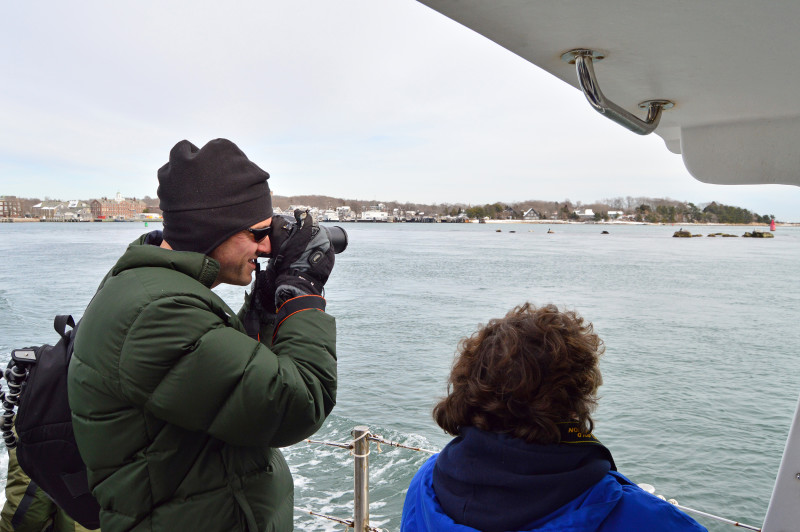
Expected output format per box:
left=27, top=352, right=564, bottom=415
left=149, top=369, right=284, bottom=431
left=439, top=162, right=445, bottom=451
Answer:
left=2, top=0, right=799, bottom=221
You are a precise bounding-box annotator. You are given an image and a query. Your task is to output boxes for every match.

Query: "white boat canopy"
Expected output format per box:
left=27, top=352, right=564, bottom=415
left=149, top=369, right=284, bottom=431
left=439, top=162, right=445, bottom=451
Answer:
left=417, top=0, right=800, bottom=188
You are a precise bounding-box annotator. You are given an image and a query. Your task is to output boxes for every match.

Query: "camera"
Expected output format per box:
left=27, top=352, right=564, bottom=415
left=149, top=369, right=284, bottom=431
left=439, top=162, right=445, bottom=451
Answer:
left=264, top=211, right=348, bottom=257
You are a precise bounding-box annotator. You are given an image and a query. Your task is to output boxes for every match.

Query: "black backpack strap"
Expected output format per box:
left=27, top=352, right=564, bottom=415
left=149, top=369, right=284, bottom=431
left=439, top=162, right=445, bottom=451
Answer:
left=10, top=480, right=40, bottom=529
left=53, top=315, right=75, bottom=342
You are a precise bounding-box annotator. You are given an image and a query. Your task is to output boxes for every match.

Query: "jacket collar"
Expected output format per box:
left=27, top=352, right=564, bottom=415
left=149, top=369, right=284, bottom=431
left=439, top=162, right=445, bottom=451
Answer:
left=111, top=231, right=220, bottom=288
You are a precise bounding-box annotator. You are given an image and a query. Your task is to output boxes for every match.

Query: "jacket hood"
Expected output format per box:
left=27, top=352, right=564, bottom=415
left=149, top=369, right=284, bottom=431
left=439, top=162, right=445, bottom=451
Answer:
left=432, top=427, right=614, bottom=532
left=403, top=454, right=625, bottom=532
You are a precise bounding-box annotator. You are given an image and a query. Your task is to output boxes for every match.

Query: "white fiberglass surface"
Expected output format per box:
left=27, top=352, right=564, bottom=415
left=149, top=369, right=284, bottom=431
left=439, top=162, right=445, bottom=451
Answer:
left=418, top=0, right=800, bottom=187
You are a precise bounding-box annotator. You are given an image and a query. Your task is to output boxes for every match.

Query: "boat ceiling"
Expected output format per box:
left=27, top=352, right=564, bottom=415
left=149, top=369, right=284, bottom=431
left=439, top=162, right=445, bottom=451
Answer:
left=417, top=0, right=800, bottom=187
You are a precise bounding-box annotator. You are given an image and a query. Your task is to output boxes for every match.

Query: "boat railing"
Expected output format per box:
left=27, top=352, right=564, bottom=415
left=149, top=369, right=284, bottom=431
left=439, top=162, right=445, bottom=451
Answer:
left=298, top=425, right=437, bottom=531
left=298, top=425, right=762, bottom=532
left=637, top=484, right=761, bottom=531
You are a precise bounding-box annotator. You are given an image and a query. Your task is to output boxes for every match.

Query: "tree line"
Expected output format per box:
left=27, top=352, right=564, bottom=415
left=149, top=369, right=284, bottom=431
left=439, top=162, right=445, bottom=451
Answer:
left=269, top=195, right=776, bottom=223
left=442, top=198, right=773, bottom=224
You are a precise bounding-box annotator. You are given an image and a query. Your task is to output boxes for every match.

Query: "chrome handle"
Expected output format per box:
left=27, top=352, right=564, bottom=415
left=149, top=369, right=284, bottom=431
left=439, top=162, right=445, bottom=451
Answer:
left=562, top=49, right=673, bottom=135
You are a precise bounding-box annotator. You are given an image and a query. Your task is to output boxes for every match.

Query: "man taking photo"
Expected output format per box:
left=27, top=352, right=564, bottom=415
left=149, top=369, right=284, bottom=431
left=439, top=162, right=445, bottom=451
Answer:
left=68, top=138, right=337, bottom=531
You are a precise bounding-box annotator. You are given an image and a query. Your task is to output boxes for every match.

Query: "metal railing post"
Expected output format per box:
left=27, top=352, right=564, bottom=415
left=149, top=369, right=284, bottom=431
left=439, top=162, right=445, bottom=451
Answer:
left=352, top=426, right=370, bottom=531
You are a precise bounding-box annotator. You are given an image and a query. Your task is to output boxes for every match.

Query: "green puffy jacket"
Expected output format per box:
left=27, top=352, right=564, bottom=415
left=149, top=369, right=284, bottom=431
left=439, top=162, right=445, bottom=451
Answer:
left=68, top=234, right=337, bottom=531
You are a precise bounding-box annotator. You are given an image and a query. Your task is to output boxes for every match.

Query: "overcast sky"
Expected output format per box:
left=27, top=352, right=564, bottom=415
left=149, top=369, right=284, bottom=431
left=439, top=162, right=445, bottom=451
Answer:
left=3, top=0, right=799, bottom=221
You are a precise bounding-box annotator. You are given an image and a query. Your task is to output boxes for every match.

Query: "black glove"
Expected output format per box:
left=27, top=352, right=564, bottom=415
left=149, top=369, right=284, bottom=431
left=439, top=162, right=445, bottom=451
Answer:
left=252, top=265, right=278, bottom=315
left=243, top=265, right=277, bottom=339
left=274, top=244, right=334, bottom=301
left=274, top=272, right=320, bottom=304
left=270, top=210, right=335, bottom=307
left=268, top=209, right=313, bottom=270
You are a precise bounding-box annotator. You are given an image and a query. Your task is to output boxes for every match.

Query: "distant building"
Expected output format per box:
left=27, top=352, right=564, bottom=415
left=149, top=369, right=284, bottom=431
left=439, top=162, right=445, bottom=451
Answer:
left=32, top=201, right=62, bottom=219
left=91, top=192, right=146, bottom=219
left=608, top=210, right=624, bottom=219
left=61, top=200, right=93, bottom=221
left=441, top=213, right=470, bottom=223
left=320, top=209, right=339, bottom=222
left=31, top=200, right=94, bottom=221
left=523, top=208, right=541, bottom=220
left=337, top=206, right=355, bottom=221
left=359, top=204, right=389, bottom=222
left=574, top=208, right=595, bottom=220
left=0, top=196, right=22, bottom=218
left=360, top=209, right=389, bottom=222
left=500, top=207, right=516, bottom=219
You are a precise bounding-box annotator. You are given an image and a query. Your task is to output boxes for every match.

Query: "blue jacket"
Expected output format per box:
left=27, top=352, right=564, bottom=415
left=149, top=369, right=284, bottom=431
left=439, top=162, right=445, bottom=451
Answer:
left=401, top=428, right=706, bottom=532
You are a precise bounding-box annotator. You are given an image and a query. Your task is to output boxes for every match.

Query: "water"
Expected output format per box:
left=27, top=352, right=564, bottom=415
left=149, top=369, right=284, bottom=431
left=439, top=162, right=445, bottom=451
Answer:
left=1, top=221, right=798, bottom=531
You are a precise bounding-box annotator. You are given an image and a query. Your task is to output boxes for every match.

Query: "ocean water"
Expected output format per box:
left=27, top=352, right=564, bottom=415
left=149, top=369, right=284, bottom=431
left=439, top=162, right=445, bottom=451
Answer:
left=1, top=221, right=798, bottom=531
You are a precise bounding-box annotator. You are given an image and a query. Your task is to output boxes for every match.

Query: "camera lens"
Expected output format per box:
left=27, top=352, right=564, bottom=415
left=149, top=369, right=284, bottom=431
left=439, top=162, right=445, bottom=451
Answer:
left=322, top=226, right=348, bottom=254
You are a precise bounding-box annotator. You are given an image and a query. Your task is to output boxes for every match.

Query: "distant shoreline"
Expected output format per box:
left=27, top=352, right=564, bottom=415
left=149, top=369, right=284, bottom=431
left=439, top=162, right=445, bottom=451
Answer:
left=475, top=219, right=799, bottom=227
left=2, top=217, right=796, bottom=227
left=0, top=218, right=162, bottom=223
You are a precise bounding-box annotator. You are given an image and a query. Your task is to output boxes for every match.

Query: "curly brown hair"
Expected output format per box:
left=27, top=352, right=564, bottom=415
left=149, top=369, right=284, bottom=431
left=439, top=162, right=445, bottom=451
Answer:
left=432, top=303, right=604, bottom=444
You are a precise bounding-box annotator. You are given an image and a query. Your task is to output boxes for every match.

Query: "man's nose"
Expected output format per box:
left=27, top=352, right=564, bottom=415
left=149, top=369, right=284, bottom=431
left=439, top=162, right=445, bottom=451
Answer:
left=258, top=236, right=271, bottom=256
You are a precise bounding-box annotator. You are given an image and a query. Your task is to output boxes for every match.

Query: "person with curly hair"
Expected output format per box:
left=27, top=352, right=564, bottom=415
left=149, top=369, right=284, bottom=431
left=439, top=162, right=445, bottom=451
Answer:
left=401, top=303, right=706, bottom=532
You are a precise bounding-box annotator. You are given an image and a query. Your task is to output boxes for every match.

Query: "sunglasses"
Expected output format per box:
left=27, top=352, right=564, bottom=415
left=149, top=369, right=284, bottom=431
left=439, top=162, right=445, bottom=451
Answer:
left=246, top=226, right=272, bottom=243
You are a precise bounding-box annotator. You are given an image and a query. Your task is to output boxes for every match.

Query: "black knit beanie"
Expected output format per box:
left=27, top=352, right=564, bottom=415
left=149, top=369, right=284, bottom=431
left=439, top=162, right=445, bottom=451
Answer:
left=157, top=139, right=273, bottom=254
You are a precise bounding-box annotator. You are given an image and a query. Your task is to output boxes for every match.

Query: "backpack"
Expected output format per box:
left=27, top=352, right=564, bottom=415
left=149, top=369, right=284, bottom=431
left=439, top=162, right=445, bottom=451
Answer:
left=2, top=315, right=101, bottom=530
